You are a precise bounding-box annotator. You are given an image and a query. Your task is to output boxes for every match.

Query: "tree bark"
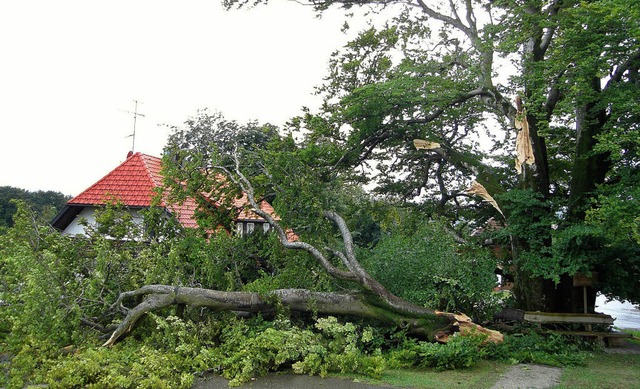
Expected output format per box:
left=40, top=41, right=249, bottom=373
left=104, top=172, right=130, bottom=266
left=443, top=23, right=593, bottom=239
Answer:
left=567, top=78, right=610, bottom=222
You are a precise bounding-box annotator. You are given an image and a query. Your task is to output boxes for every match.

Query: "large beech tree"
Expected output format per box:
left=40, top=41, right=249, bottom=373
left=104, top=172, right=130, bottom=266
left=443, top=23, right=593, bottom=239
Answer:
left=222, top=0, right=640, bottom=312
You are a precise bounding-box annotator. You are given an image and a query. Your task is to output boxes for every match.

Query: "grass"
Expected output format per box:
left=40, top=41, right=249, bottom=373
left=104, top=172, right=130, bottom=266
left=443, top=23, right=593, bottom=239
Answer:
left=334, top=346, right=640, bottom=389
left=335, top=360, right=510, bottom=389
left=623, top=329, right=640, bottom=343
left=376, top=361, right=509, bottom=389
left=557, top=353, right=640, bottom=389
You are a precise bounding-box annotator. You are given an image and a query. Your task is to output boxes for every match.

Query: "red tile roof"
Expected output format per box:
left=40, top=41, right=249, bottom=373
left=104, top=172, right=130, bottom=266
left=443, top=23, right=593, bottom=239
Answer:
left=233, top=194, right=278, bottom=221
left=66, top=152, right=275, bottom=229
left=69, top=153, right=164, bottom=207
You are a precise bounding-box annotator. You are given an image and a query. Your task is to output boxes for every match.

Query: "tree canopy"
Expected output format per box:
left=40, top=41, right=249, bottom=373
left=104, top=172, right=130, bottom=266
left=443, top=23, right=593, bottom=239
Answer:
left=0, top=186, right=69, bottom=231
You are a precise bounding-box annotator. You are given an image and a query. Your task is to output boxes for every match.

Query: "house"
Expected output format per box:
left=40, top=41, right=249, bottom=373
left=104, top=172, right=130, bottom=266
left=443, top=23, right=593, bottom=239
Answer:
left=51, top=152, right=276, bottom=237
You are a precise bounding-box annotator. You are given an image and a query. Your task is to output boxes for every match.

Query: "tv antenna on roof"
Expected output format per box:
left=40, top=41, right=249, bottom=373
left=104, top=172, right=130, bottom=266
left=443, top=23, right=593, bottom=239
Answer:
left=122, top=100, right=146, bottom=152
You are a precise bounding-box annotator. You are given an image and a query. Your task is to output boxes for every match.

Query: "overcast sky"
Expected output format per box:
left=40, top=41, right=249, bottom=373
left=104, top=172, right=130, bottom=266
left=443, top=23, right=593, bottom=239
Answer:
left=1, top=1, right=363, bottom=195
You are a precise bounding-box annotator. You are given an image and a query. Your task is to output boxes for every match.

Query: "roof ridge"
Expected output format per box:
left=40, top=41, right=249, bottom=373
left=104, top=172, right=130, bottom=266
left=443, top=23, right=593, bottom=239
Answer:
left=139, top=153, right=165, bottom=206
left=139, top=153, right=163, bottom=185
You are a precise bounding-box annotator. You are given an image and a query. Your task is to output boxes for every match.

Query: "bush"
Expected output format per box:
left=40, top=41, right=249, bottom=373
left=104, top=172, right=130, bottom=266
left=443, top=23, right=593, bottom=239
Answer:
left=417, top=334, right=488, bottom=371
left=485, top=332, right=592, bottom=367
left=361, top=218, right=501, bottom=320
left=216, top=316, right=385, bottom=386
left=386, top=332, right=488, bottom=371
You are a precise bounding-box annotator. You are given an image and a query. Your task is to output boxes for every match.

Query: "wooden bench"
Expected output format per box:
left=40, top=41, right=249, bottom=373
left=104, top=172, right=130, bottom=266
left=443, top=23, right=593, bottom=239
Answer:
left=523, top=311, right=631, bottom=346
left=524, top=312, right=615, bottom=326
left=548, top=330, right=632, bottom=347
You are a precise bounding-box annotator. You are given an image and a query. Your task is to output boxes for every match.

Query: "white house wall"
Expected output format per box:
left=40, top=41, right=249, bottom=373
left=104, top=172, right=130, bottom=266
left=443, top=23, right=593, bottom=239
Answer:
left=62, top=206, right=145, bottom=238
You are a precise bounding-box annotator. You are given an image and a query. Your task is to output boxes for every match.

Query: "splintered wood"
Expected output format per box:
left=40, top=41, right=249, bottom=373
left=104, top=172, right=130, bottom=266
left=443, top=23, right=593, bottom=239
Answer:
left=466, top=181, right=505, bottom=217
left=435, top=311, right=504, bottom=344
left=413, top=139, right=440, bottom=150
left=514, top=96, right=535, bottom=174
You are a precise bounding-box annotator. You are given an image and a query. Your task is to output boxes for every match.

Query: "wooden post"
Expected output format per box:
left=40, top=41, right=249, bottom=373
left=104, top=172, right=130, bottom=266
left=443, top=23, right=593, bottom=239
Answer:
left=573, top=272, right=598, bottom=330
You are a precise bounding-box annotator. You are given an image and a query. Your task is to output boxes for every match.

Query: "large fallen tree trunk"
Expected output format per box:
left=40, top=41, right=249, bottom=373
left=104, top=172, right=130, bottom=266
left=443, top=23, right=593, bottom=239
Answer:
left=103, top=286, right=502, bottom=347
left=103, top=150, right=503, bottom=346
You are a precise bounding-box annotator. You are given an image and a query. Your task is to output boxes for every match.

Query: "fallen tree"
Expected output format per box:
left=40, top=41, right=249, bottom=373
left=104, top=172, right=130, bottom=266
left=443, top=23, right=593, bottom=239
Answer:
left=103, top=150, right=503, bottom=346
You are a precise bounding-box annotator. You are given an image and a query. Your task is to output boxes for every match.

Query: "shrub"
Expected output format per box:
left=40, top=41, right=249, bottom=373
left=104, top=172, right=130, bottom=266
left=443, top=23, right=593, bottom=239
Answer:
left=485, top=332, right=592, bottom=367
left=417, top=333, right=488, bottom=371
left=361, top=218, right=501, bottom=320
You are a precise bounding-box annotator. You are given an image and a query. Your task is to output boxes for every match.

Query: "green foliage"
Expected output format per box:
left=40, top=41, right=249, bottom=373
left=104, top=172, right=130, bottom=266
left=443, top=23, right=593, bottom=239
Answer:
left=587, top=173, right=640, bottom=247
left=147, top=227, right=336, bottom=294
left=164, top=109, right=279, bottom=167
left=494, top=189, right=564, bottom=284
left=181, top=315, right=387, bottom=386
left=497, top=189, right=554, bottom=257
left=1, top=201, right=90, bottom=349
left=386, top=331, right=591, bottom=372
left=257, top=134, right=353, bottom=243
left=2, top=315, right=390, bottom=388
left=86, top=200, right=142, bottom=241
left=241, top=236, right=337, bottom=294
left=493, top=185, right=640, bottom=304
left=388, top=333, right=490, bottom=372
left=416, top=334, right=488, bottom=371
left=161, top=109, right=282, bottom=234
left=18, top=338, right=198, bottom=389
left=485, top=332, right=592, bottom=367
left=362, top=217, right=501, bottom=319
left=551, top=223, right=607, bottom=277
left=1, top=199, right=382, bottom=386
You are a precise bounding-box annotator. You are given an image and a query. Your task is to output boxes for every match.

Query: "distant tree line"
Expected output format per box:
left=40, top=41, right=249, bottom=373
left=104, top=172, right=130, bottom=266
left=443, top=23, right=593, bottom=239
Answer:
left=0, top=186, right=70, bottom=230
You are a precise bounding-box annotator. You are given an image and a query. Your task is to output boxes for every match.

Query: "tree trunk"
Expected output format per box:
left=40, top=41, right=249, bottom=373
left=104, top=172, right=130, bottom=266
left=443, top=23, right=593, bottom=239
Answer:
left=511, top=107, right=556, bottom=312
left=103, top=285, right=502, bottom=347
left=568, top=79, right=610, bottom=222
left=513, top=268, right=557, bottom=312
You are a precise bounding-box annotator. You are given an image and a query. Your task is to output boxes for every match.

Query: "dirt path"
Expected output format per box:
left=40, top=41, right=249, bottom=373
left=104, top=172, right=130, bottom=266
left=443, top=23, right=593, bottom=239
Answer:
left=490, top=364, right=562, bottom=389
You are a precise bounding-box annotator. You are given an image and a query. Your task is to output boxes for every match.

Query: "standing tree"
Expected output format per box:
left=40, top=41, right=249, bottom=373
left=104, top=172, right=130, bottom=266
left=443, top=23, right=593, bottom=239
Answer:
left=224, top=0, right=640, bottom=312
left=0, top=186, right=69, bottom=230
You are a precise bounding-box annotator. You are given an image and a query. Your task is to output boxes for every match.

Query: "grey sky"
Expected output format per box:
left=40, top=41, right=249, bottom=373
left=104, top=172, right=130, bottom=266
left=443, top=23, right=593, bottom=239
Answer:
left=1, top=0, right=358, bottom=195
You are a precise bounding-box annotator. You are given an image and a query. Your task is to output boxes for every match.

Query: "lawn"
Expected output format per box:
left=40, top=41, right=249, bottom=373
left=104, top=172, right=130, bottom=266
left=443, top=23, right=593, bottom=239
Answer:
left=557, top=353, right=640, bottom=389
left=339, top=348, right=640, bottom=389
left=372, top=361, right=510, bottom=389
